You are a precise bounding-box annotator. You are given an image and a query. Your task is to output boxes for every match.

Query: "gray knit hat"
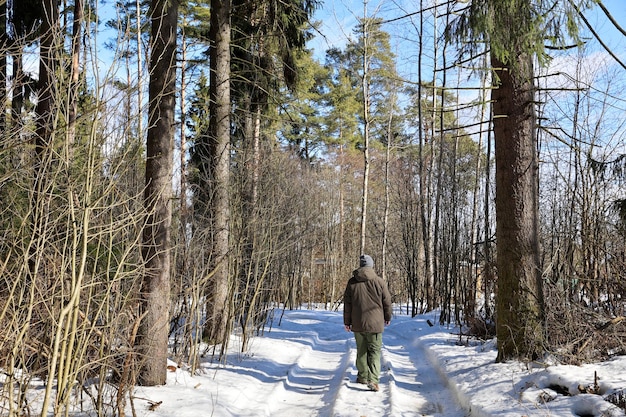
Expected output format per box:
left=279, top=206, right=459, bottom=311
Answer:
left=360, top=254, right=374, bottom=268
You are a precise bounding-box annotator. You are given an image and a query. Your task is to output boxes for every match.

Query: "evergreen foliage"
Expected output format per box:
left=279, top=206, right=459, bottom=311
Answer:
left=448, top=0, right=589, bottom=67
left=0, top=0, right=626, bottom=412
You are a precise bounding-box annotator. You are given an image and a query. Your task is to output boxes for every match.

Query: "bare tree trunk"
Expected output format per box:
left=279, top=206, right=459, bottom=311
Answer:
left=137, top=0, right=178, bottom=386
left=10, top=0, right=27, bottom=134
left=484, top=126, right=494, bottom=316
left=0, top=1, right=6, bottom=136
left=251, top=107, right=261, bottom=208
left=435, top=11, right=449, bottom=324
left=34, top=0, right=59, bottom=412
left=359, top=1, right=370, bottom=255
left=10, top=48, right=23, bottom=132
left=67, top=0, right=83, bottom=152
left=416, top=0, right=432, bottom=314
left=421, top=0, right=436, bottom=311
left=34, top=0, right=58, bottom=171
left=136, top=0, right=143, bottom=138
left=476, top=51, right=493, bottom=320
left=180, top=23, right=188, bottom=226
left=492, top=51, right=544, bottom=362
left=204, top=0, right=231, bottom=352
left=381, top=110, right=392, bottom=281
left=31, top=0, right=59, bottom=276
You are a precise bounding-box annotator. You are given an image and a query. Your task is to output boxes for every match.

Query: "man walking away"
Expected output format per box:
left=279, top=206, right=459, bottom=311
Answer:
left=343, top=254, right=392, bottom=392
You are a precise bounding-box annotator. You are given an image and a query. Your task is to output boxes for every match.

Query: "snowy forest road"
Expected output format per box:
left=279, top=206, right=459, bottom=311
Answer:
left=125, top=307, right=626, bottom=417
left=328, top=317, right=469, bottom=417
left=131, top=308, right=472, bottom=417
left=187, top=309, right=470, bottom=416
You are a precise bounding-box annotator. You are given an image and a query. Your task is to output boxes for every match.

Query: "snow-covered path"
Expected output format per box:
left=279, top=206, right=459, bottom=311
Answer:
left=329, top=317, right=468, bottom=416
left=17, top=306, right=626, bottom=415
left=129, top=307, right=626, bottom=417
left=134, top=309, right=470, bottom=417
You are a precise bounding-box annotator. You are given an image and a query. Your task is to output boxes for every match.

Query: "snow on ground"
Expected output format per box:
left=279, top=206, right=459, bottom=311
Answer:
left=130, top=307, right=626, bottom=417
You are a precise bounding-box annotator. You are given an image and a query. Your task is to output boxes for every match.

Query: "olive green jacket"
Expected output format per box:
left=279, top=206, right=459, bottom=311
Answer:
left=343, top=267, right=392, bottom=333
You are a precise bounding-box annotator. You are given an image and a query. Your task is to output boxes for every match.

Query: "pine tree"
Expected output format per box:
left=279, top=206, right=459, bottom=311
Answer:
left=137, top=0, right=179, bottom=386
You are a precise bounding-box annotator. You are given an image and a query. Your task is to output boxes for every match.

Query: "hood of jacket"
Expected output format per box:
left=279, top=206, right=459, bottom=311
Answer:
left=352, top=266, right=378, bottom=282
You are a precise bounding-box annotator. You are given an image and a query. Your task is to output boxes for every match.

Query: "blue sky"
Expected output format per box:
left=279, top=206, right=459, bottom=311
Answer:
left=310, top=0, right=626, bottom=68
left=307, top=0, right=626, bottom=157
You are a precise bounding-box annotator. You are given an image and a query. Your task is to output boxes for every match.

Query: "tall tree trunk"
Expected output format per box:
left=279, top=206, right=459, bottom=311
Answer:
left=11, top=49, right=23, bottom=132
left=476, top=51, right=493, bottom=320
left=34, top=0, right=58, bottom=170
left=484, top=125, right=494, bottom=317
left=67, top=0, right=83, bottom=152
left=180, top=23, right=188, bottom=227
left=492, top=51, right=544, bottom=362
left=381, top=109, right=392, bottom=281
left=137, top=0, right=178, bottom=386
left=416, top=0, right=432, bottom=314
left=32, top=0, right=59, bottom=272
left=10, top=0, right=26, bottom=134
left=136, top=0, right=144, bottom=139
left=34, top=0, right=59, bottom=412
left=0, top=1, right=6, bottom=136
left=204, top=0, right=231, bottom=352
left=359, top=4, right=371, bottom=255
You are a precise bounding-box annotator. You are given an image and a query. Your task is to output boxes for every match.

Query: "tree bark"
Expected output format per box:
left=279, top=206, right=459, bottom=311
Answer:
left=204, top=0, right=231, bottom=350
left=67, top=0, right=83, bottom=152
left=360, top=10, right=371, bottom=256
left=31, top=0, right=59, bottom=276
left=34, top=0, right=58, bottom=169
left=0, top=1, right=6, bottom=136
left=137, top=0, right=178, bottom=386
left=33, top=1, right=59, bottom=411
left=492, top=51, right=545, bottom=362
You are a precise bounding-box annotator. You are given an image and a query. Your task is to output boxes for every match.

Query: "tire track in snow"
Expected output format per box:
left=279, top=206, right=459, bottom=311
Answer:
left=222, top=310, right=469, bottom=416
left=329, top=339, right=393, bottom=417
left=383, top=320, right=469, bottom=416
left=322, top=339, right=356, bottom=416
left=327, top=320, right=469, bottom=416
left=259, top=314, right=352, bottom=416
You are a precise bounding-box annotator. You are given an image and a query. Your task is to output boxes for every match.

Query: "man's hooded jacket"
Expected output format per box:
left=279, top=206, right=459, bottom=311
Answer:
left=343, top=265, right=392, bottom=333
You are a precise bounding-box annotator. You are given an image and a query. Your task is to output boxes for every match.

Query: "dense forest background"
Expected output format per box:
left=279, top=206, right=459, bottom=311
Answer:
left=0, top=0, right=625, bottom=415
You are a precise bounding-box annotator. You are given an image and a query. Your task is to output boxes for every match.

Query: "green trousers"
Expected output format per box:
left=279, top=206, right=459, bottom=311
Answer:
left=353, top=332, right=382, bottom=383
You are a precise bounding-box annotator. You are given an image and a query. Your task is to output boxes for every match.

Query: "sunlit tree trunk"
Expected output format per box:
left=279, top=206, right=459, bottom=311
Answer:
left=35, top=0, right=60, bottom=412
left=492, top=51, right=544, bottom=362
left=34, top=0, right=58, bottom=172
left=136, top=0, right=144, bottom=139
left=67, top=0, right=83, bottom=152
left=204, top=0, right=231, bottom=352
left=416, top=0, right=432, bottom=313
left=381, top=110, right=392, bottom=281
left=475, top=51, right=493, bottom=320
left=0, top=1, right=6, bottom=135
left=179, top=20, right=189, bottom=228
left=137, top=0, right=178, bottom=386
left=10, top=0, right=32, bottom=134
left=31, top=0, right=59, bottom=275
left=10, top=49, right=24, bottom=132
left=359, top=3, right=371, bottom=255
